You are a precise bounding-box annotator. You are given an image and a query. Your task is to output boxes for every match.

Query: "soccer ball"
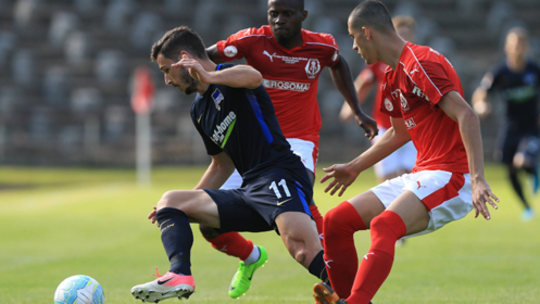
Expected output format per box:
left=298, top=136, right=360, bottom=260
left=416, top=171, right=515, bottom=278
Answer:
left=54, top=275, right=105, bottom=304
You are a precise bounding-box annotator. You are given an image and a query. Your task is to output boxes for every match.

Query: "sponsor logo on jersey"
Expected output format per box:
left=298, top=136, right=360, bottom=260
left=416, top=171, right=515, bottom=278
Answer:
left=263, top=79, right=310, bottom=92
left=261, top=51, right=306, bottom=64
left=212, top=88, right=224, bottom=110
left=212, top=111, right=237, bottom=148
left=404, top=117, right=416, bottom=129
left=412, top=85, right=429, bottom=101
left=262, top=50, right=274, bottom=62
left=224, top=45, right=238, bottom=58
left=305, top=58, right=321, bottom=79
left=384, top=98, right=393, bottom=111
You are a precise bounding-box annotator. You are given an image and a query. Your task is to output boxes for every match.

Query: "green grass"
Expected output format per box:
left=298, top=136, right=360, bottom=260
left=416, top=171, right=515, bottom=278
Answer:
left=1, top=164, right=539, bottom=303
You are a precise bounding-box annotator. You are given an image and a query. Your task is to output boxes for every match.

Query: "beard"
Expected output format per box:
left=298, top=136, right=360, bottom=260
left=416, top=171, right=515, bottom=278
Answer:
left=181, top=69, right=198, bottom=95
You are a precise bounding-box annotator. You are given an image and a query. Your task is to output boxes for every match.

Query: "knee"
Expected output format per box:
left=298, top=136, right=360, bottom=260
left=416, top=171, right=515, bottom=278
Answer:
left=323, top=202, right=358, bottom=237
left=369, top=211, right=407, bottom=253
left=199, top=225, right=221, bottom=239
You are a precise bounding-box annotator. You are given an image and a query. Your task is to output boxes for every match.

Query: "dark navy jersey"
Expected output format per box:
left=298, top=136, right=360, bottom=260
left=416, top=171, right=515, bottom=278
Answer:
left=190, top=63, right=301, bottom=178
left=482, top=60, right=540, bottom=131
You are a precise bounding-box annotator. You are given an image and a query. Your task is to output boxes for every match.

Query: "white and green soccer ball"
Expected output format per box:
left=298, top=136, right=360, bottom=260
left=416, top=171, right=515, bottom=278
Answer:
left=54, top=275, right=104, bottom=304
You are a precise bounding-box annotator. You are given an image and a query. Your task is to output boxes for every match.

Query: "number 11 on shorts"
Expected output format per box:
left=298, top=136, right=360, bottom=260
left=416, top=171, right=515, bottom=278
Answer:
left=270, top=179, right=291, bottom=202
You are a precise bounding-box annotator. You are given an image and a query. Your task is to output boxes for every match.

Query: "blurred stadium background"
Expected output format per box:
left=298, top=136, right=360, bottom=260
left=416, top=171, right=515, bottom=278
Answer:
left=0, top=0, right=539, bottom=166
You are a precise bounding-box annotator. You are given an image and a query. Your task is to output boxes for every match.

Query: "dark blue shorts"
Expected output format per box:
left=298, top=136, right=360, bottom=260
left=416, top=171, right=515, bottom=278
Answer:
left=204, top=167, right=313, bottom=233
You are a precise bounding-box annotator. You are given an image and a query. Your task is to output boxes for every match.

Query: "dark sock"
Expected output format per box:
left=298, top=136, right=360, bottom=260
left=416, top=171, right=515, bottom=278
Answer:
left=308, top=250, right=328, bottom=283
left=156, top=207, right=193, bottom=275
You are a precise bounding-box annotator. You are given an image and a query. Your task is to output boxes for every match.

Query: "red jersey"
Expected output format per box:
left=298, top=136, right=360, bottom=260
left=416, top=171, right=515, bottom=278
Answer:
left=359, top=62, right=391, bottom=129
left=216, top=25, right=340, bottom=147
left=381, top=42, right=469, bottom=173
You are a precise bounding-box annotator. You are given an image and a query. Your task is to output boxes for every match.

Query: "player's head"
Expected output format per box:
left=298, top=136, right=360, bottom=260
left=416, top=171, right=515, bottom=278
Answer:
left=392, top=15, right=415, bottom=42
left=151, top=26, right=208, bottom=94
left=348, top=0, right=394, bottom=64
left=504, top=26, right=529, bottom=63
left=267, top=0, right=307, bottom=46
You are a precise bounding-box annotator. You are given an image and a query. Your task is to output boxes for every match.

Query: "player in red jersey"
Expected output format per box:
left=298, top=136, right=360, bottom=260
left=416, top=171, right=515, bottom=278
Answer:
left=313, top=1, right=499, bottom=304
left=200, top=0, right=377, bottom=299
left=340, top=16, right=417, bottom=182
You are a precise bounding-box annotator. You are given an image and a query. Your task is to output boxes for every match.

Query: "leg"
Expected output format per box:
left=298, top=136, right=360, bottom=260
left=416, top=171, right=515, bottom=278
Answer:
left=131, top=190, right=219, bottom=302
left=274, top=211, right=326, bottom=279
left=347, top=191, right=429, bottom=304
left=323, top=192, right=385, bottom=298
left=507, top=164, right=531, bottom=209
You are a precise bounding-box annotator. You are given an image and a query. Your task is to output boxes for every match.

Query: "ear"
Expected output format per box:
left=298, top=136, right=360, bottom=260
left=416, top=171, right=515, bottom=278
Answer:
left=361, top=26, right=372, bottom=40
left=301, top=10, right=307, bottom=21
left=179, top=50, right=192, bottom=60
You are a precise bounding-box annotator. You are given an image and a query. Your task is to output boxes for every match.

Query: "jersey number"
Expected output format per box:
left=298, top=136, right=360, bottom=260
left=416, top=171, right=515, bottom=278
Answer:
left=269, top=179, right=291, bottom=199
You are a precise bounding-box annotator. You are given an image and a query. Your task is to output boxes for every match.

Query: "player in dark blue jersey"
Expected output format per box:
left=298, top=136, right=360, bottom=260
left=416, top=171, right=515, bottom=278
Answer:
left=130, top=26, right=327, bottom=303
left=473, top=26, right=540, bottom=221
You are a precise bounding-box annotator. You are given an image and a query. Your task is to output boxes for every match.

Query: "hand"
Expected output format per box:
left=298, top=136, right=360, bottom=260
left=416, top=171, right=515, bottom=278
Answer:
left=171, top=54, right=210, bottom=83
left=471, top=178, right=499, bottom=220
left=320, top=163, right=360, bottom=196
left=354, top=113, right=378, bottom=140
left=148, top=206, right=159, bottom=226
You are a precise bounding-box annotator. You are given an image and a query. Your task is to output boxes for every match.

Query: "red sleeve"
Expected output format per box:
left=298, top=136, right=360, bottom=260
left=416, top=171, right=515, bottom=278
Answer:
left=215, top=28, right=257, bottom=61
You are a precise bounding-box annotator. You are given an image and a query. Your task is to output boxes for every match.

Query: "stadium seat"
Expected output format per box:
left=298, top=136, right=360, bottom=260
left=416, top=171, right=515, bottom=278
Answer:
left=64, top=30, right=93, bottom=65
left=104, top=0, right=136, bottom=34
left=48, top=11, right=78, bottom=50
left=129, top=12, right=163, bottom=51
left=0, top=30, right=17, bottom=68
left=43, top=65, right=70, bottom=107
left=95, top=49, right=126, bottom=85
left=11, top=48, right=34, bottom=86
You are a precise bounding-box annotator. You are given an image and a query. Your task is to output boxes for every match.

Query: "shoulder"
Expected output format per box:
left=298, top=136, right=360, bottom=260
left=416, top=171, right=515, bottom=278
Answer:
left=228, top=26, right=271, bottom=41
left=302, top=29, right=338, bottom=50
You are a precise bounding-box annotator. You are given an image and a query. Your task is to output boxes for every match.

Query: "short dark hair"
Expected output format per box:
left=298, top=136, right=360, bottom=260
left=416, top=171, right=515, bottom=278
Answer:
left=150, top=26, right=208, bottom=61
left=349, top=0, right=394, bottom=34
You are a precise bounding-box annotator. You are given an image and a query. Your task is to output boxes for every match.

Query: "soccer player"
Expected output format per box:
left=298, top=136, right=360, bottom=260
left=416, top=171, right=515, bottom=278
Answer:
left=130, top=26, right=327, bottom=303
left=472, top=26, right=540, bottom=221
left=312, top=1, right=499, bottom=303
left=202, top=0, right=377, bottom=298
left=340, top=15, right=417, bottom=182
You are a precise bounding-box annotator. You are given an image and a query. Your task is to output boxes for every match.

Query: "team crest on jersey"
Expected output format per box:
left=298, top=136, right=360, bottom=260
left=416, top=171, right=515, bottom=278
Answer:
left=305, top=58, right=321, bottom=79
left=384, top=98, right=393, bottom=111
left=224, top=45, right=238, bottom=58
left=212, top=88, right=224, bottom=110
left=399, top=92, right=409, bottom=111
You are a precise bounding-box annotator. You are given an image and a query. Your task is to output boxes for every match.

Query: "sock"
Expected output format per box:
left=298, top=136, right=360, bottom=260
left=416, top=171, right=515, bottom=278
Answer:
left=308, top=250, right=328, bottom=282
left=156, top=207, right=193, bottom=275
left=309, top=204, right=324, bottom=244
left=244, top=246, right=260, bottom=265
left=347, top=210, right=406, bottom=304
left=203, top=231, right=254, bottom=261
left=323, top=201, right=366, bottom=298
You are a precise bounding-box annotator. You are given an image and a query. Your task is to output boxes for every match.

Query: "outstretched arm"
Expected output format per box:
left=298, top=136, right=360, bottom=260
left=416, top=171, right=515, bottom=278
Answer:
left=330, top=55, right=378, bottom=139
left=339, top=69, right=375, bottom=122
left=438, top=91, right=499, bottom=219
left=321, top=116, right=410, bottom=196
left=173, top=53, right=262, bottom=89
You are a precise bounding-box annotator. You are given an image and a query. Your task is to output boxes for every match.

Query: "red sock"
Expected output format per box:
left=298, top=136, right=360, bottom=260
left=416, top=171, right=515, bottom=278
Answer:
left=347, top=210, right=406, bottom=304
left=204, top=232, right=254, bottom=261
left=323, top=201, right=366, bottom=298
left=309, top=204, right=324, bottom=243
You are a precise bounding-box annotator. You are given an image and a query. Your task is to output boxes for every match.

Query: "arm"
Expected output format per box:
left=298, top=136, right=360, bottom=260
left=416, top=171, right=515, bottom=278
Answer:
left=174, top=53, right=262, bottom=89
left=321, top=116, right=410, bottom=196
left=471, top=86, right=491, bottom=117
left=339, top=70, right=375, bottom=122
left=438, top=91, right=499, bottom=219
left=194, top=152, right=236, bottom=190
left=206, top=44, right=226, bottom=64
left=330, top=55, right=378, bottom=139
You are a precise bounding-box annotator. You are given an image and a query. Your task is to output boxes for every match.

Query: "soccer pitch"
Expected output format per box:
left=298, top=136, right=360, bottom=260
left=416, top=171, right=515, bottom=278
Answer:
left=1, top=165, right=539, bottom=303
